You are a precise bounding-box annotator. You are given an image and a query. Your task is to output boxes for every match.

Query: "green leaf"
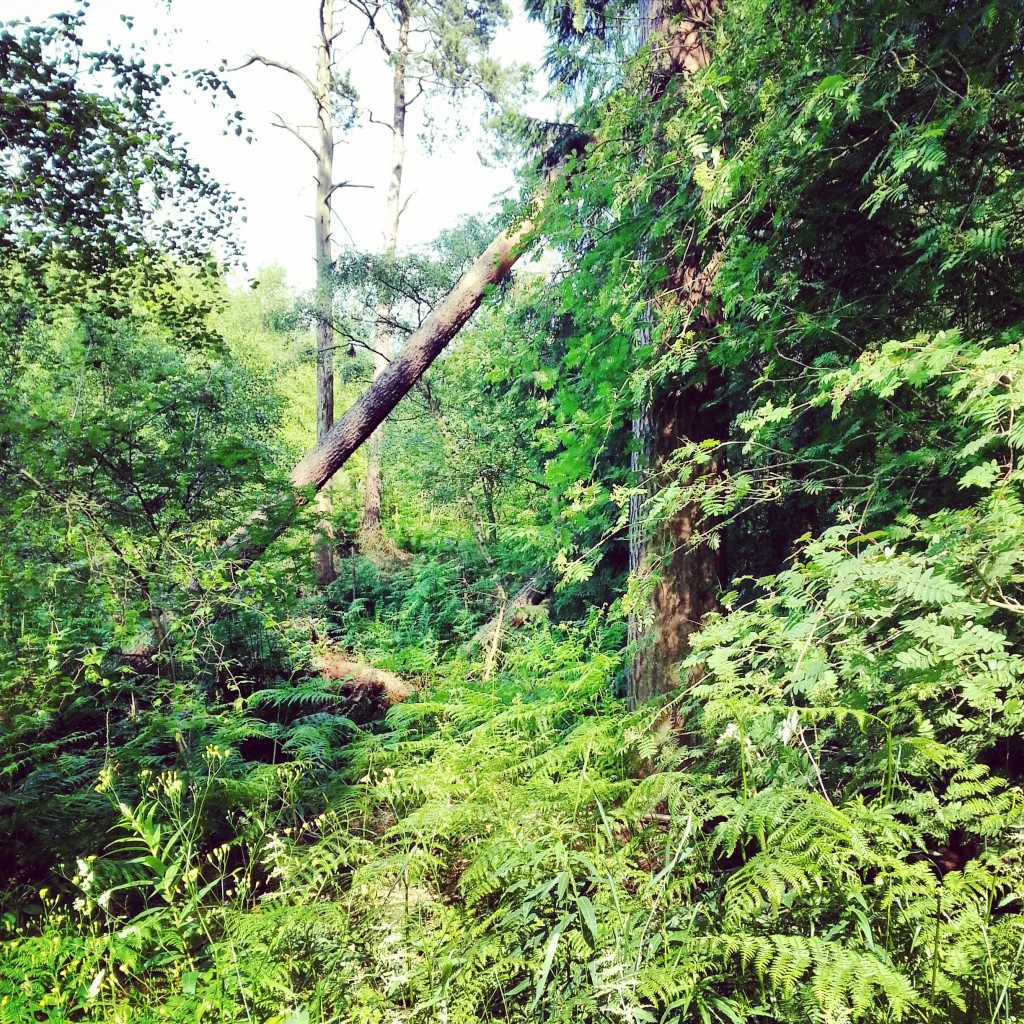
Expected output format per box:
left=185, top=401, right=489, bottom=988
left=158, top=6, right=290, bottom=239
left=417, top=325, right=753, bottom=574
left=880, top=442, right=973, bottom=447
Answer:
left=958, top=460, right=1001, bottom=490
left=532, top=915, right=569, bottom=1009
left=576, top=894, right=598, bottom=942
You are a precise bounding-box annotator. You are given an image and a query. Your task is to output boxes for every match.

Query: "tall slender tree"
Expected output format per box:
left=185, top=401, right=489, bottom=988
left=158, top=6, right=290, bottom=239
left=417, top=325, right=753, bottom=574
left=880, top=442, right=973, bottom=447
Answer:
left=345, top=0, right=524, bottom=554
left=523, top=0, right=725, bottom=704
left=359, top=0, right=410, bottom=556
left=234, top=0, right=359, bottom=583
left=627, top=0, right=724, bottom=705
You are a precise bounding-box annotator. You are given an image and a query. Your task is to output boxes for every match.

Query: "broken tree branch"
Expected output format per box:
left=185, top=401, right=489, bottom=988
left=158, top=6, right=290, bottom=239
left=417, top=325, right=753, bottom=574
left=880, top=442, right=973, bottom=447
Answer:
left=231, top=54, right=317, bottom=95
left=465, top=572, right=553, bottom=651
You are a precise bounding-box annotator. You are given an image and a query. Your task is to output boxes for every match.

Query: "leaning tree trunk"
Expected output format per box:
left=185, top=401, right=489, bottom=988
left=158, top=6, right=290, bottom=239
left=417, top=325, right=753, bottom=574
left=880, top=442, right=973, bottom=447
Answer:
left=223, top=204, right=542, bottom=568
left=361, top=3, right=411, bottom=556
left=292, top=213, right=536, bottom=490
left=313, top=0, right=338, bottom=584
left=628, top=0, right=724, bottom=707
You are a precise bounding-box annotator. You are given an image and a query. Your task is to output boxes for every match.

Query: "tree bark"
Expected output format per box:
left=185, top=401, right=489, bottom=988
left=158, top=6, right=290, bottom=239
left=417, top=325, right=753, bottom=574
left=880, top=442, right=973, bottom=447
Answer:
left=292, top=213, right=536, bottom=491
left=232, top=4, right=342, bottom=584
left=631, top=372, right=727, bottom=705
left=361, top=2, right=411, bottom=555
left=313, top=0, right=338, bottom=584
left=628, top=0, right=724, bottom=706
left=222, top=204, right=541, bottom=568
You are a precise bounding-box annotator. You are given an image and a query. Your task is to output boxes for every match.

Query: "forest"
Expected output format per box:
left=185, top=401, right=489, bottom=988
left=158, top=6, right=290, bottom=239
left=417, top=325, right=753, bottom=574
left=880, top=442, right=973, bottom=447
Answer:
left=1, top=0, right=1023, bottom=1021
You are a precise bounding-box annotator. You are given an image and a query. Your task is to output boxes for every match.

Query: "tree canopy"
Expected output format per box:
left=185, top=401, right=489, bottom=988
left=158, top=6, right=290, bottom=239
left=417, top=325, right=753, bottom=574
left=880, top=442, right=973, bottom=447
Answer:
left=0, top=10, right=239, bottom=284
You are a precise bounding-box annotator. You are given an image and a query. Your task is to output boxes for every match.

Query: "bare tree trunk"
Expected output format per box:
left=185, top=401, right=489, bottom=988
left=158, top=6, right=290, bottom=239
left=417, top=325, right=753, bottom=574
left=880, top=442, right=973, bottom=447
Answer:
left=361, top=3, right=410, bottom=555
left=314, top=0, right=338, bottom=584
left=627, top=0, right=723, bottom=706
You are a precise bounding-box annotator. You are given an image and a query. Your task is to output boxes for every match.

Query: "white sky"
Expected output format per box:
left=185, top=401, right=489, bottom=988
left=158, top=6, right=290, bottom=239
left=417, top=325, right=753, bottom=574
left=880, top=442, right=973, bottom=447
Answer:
left=2, top=0, right=553, bottom=289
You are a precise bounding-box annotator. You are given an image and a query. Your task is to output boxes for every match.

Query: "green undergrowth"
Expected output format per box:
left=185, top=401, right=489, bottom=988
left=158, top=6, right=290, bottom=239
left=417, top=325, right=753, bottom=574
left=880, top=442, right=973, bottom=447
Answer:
left=3, top=586, right=1023, bottom=1022
left=324, top=539, right=547, bottom=675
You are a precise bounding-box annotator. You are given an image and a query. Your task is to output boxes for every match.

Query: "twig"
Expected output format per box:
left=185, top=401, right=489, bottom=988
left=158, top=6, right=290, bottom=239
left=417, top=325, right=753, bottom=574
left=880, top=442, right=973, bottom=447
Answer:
left=483, top=584, right=506, bottom=681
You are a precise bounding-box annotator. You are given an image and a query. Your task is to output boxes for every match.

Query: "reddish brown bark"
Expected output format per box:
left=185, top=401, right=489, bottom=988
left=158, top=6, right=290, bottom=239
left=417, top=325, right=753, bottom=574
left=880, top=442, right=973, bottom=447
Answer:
left=631, top=375, right=726, bottom=705
left=628, top=0, right=725, bottom=706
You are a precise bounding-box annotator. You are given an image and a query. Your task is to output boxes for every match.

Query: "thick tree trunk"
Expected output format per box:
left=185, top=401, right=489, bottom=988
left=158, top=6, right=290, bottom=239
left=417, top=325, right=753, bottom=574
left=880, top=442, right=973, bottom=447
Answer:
left=361, top=4, right=410, bottom=556
left=627, top=0, right=723, bottom=706
left=631, top=375, right=726, bottom=704
left=222, top=206, right=541, bottom=568
left=314, top=0, right=338, bottom=584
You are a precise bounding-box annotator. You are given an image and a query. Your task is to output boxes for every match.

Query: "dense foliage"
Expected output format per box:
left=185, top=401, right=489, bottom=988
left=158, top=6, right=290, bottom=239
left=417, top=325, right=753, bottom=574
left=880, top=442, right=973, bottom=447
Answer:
left=0, top=10, right=240, bottom=287
left=2, top=0, right=1024, bottom=1022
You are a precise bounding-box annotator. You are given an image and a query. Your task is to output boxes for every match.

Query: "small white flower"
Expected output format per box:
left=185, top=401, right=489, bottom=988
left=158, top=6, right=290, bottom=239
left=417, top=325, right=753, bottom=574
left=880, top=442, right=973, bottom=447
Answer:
left=86, top=969, right=106, bottom=1000
left=716, top=722, right=740, bottom=746
left=779, top=709, right=801, bottom=746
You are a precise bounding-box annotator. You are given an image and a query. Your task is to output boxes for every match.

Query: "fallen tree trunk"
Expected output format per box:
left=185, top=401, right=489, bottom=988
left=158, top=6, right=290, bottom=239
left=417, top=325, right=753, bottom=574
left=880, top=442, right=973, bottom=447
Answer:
left=223, top=203, right=543, bottom=566
left=465, top=571, right=552, bottom=651
left=313, top=652, right=414, bottom=704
